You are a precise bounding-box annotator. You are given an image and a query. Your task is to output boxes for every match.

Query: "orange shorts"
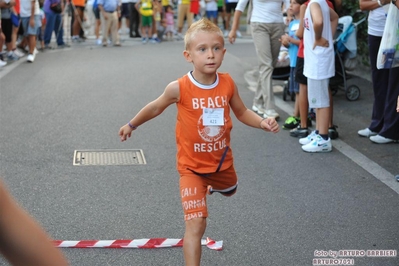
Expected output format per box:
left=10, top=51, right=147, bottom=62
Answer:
left=179, top=165, right=238, bottom=221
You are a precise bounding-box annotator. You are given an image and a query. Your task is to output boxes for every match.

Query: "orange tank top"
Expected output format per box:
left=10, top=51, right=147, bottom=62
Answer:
left=176, top=72, right=235, bottom=174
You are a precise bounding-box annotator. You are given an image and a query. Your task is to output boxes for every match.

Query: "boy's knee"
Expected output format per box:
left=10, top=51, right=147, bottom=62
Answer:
left=185, top=217, right=207, bottom=236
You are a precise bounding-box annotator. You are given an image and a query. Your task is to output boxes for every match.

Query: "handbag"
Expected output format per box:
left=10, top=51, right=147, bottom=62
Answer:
left=376, top=3, right=399, bottom=69
left=50, top=1, right=62, bottom=13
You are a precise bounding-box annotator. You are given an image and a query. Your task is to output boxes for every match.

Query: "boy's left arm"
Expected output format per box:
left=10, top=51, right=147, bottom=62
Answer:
left=229, top=84, right=279, bottom=133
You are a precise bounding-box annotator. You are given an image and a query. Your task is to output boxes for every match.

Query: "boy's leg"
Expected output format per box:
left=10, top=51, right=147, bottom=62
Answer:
left=179, top=172, right=209, bottom=265
left=183, top=218, right=206, bottom=266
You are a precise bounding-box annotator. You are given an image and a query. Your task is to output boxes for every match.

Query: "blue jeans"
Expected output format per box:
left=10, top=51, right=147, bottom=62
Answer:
left=44, top=11, right=64, bottom=46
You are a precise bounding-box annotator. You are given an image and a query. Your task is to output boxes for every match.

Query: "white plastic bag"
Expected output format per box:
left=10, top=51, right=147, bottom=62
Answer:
left=376, top=3, right=399, bottom=69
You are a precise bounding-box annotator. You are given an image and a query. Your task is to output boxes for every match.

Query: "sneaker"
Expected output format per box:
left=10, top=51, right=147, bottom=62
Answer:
left=0, top=59, right=7, bottom=67
left=142, top=37, right=148, bottom=44
left=26, top=53, right=35, bottom=63
left=150, top=38, right=157, bottom=44
left=252, top=104, right=265, bottom=115
left=207, top=185, right=213, bottom=195
left=263, top=109, right=280, bottom=119
left=224, top=30, right=229, bottom=38
left=358, top=128, right=378, bottom=138
left=290, top=126, right=309, bottom=138
left=44, top=45, right=53, bottom=50
left=175, top=33, right=184, bottom=40
left=236, top=30, right=242, bottom=38
left=7, top=51, right=20, bottom=61
left=33, top=48, right=39, bottom=56
left=328, top=125, right=339, bottom=140
left=302, top=135, right=332, bottom=153
left=57, top=44, right=70, bottom=49
left=283, top=116, right=300, bottom=129
left=72, top=36, right=84, bottom=43
left=369, top=135, right=398, bottom=144
left=299, top=130, right=317, bottom=145
left=13, top=49, right=26, bottom=57
left=96, top=39, right=102, bottom=45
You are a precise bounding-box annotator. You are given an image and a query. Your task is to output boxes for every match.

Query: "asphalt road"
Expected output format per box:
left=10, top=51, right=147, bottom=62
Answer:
left=0, top=33, right=398, bottom=266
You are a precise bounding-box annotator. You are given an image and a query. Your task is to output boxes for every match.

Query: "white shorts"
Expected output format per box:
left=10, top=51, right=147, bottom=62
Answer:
left=307, top=78, right=330, bottom=108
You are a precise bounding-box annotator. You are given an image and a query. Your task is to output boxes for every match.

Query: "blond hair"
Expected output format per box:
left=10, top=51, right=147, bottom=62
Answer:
left=184, top=18, right=224, bottom=49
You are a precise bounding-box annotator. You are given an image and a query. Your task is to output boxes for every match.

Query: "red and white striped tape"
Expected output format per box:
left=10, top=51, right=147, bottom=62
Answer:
left=54, top=237, right=223, bottom=251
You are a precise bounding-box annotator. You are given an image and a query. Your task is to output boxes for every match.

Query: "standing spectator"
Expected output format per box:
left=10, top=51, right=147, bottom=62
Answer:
left=229, top=0, right=287, bottom=120
left=71, top=0, right=85, bottom=42
left=280, top=0, right=305, bottom=130
left=216, top=0, right=225, bottom=30
left=176, top=0, right=193, bottom=39
left=128, top=0, right=140, bottom=37
left=36, top=6, right=45, bottom=50
left=43, top=0, right=67, bottom=49
left=1, top=0, right=20, bottom=60
left=98, top=0, right=121, bottom=46
left=164, top=4, right=174, bottom=40
left=20, top=0, right=41, bottom=62
left=224, top=0, right=240, bottom=37
left=0, top=11, right=7, bottom=67
left=10, top=0, right=26, bottom=57
left=205, top=0, right=218, bottom=25
left=357, top=0, right=399, bottom=143
left=135, top=0, right=154, bottom=43
left=299, top=0, right=338, bottom=152
left=119, top=0, right=131, bottom=34
left=151, top=0, right=162, bottom=42
left=92, top=0, right=102, bottom=44
left=289, top=0, right=338, bottom=139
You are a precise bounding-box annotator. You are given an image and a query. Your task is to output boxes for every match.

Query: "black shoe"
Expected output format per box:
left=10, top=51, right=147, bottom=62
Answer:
left=328, top=125, right=339, bottom=139
left=290, top=126, right=309, bottom=138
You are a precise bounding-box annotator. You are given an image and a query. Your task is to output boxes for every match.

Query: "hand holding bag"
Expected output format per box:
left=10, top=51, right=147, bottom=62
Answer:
left=50, top=0, right=62, bottom=13
left=376, top=3, right=399, bottom=69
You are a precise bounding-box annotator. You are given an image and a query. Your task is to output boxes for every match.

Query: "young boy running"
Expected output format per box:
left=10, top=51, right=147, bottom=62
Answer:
left=118, top=18, right=279, bottom=266
left=300, top=0, right=338, bottom=152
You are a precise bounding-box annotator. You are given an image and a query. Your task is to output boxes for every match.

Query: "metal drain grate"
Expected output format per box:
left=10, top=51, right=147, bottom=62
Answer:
left=73, top=149, right=146, bottom=166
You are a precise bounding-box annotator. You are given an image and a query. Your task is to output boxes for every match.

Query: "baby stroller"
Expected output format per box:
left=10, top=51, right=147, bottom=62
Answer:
left=330, top=14, right=367, bottom=101
left=272, top=47, right=294, bottom=101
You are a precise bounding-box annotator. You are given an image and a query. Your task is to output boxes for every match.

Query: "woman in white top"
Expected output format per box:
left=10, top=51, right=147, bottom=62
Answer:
left=229, top=0, right=289, bottom=120
left=357, top=0, right=399, bottom=143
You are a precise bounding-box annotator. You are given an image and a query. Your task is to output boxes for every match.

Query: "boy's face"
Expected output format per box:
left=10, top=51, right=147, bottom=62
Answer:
left=183, top=31, right=226, bottom=75
left=289, top=0, right=301, bottom=16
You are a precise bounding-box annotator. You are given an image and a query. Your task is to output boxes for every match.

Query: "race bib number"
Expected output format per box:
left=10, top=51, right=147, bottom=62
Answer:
left=202, top=108, right=224, bottom=126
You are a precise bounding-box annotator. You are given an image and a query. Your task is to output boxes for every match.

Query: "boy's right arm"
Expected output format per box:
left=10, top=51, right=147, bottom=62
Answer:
left=119, top=81, right=180, bottom=142
left=295, top=4, right=307, bottom=39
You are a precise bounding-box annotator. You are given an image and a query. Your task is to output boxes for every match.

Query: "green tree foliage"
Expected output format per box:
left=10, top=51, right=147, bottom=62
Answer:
left=339, top=0, right=369, bottom=65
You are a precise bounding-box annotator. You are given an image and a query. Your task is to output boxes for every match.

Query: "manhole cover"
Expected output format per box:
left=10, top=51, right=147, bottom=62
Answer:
left=73, top=149, right=146, bottom=166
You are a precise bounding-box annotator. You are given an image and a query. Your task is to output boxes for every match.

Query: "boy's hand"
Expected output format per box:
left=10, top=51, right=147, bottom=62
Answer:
left=280, top=34, right=290, bottom=47
left=119, top=124, right=133, bottom=142
left=260, top=118, right=280, bottom=133
left=313, top=37, right=329, bottom=49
